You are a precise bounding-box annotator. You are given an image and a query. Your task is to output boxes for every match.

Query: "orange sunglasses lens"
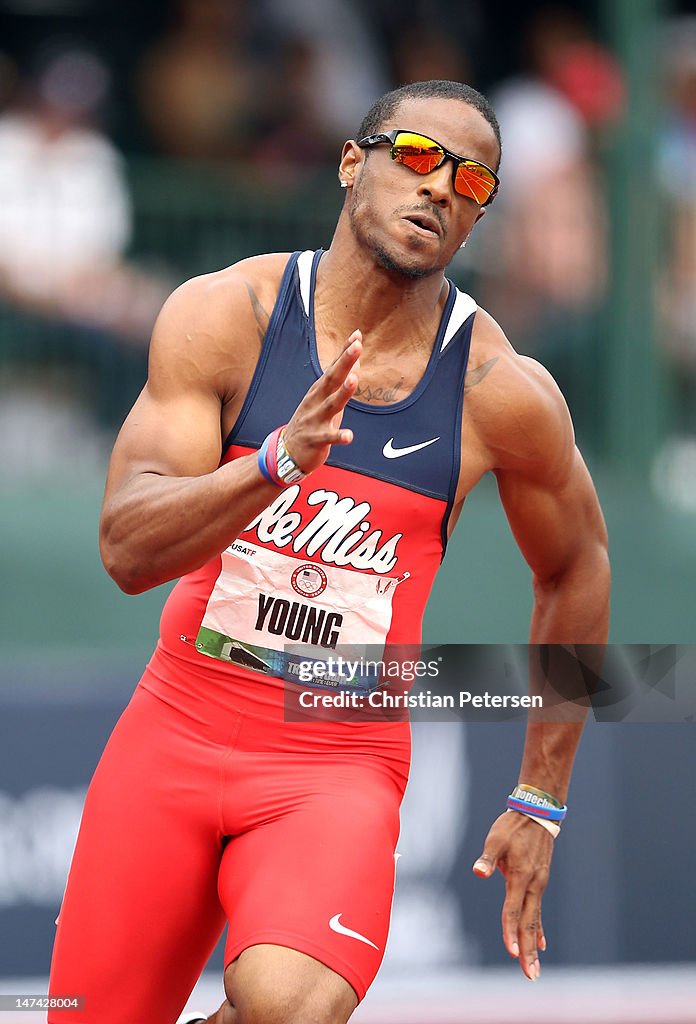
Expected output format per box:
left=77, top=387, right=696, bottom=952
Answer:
left=391, top=131, right=497, bottom=204
left=455, top=162, right=497, bottom=204
left=391, top=131, right=444, bottom=174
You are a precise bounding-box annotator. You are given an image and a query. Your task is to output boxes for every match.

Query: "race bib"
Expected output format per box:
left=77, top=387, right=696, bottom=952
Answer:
left=195, top=539, right=408, bottom=690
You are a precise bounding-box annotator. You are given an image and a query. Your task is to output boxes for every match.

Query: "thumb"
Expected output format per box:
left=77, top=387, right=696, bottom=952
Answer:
left=472, top=849, right=499, bottom=878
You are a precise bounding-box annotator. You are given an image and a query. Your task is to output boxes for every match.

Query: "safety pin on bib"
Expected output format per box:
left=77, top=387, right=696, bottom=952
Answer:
left=375, top=571, right=410, bottom=595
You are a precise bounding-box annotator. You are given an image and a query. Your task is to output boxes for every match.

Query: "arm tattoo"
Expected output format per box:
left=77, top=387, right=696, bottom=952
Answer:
left=355, top=381, right=404, bottom=403
left=464, top=357, right=499, bottom=392
left=244, top=280, right=270, bottom=347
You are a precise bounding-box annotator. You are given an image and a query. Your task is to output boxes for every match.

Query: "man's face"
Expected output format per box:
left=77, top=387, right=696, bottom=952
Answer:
left=343, top=96, right=500, bottom=280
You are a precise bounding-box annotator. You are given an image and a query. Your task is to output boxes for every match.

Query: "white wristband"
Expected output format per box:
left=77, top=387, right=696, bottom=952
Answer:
left=507, top=808, right=561, bottom=839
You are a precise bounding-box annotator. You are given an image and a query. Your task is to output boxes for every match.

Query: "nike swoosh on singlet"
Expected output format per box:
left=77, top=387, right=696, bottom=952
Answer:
left=382, top=436, right=440, bottom=459
left=328, top=914, right=380, bottom=950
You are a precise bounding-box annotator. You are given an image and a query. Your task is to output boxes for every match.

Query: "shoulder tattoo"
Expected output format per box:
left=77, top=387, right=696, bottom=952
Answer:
left=244, top=280, right=270, bottom=347
left=464, top=357, right=499, bottom=392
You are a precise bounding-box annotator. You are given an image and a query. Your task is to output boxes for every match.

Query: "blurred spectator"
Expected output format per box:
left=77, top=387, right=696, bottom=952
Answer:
left=488, top=76, right=604, bottom=312
left=524, top=6, right=624, bottom=131
left=0, top=46, right=130, bottom=311
left=259, top=0, right=388, bottom=147
left=137, top=0, right=262, bottom=161
left=391, top=23, right=472, bottom=88
left=0, top=42, right=169, bottom=430
left=228, top=0, right=389, bottom=186
left=475, top=7, right=611, bottom=441
left=245, top=37, right=340, bottom=188
left=658, top=18, right=696, bottom=433
left=0, top=50, right=18, bottom=111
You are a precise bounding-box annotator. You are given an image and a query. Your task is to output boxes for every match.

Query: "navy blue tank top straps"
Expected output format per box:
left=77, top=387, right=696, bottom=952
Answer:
left=225, top=249, right=476, bottom=547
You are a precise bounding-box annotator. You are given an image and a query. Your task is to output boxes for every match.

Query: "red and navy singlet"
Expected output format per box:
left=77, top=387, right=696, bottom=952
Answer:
left=48, top=251, right=478, bottom=1020
left=146, top=249, right=476, bottom=711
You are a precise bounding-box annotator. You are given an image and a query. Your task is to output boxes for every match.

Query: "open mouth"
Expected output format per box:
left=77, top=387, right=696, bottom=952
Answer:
left=403, top=214, right=441, bottom=238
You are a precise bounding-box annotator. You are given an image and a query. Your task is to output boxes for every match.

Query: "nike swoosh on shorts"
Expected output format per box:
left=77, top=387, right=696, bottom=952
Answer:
left=328, top=913, right=380, bottom=950
left=382, top=437, right=440, bottom=459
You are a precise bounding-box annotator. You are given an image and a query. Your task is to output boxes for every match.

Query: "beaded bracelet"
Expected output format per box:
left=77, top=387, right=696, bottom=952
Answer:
left=258, top=425, right=308, bottom=487
left=506, top=783, right=568, bottom=823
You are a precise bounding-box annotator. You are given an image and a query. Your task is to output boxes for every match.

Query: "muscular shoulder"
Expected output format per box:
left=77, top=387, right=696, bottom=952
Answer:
left=147, top=252, right=291, bottom=402
left=153, top=252, right=290, bottom=349
left=464, top=307, right=575, bottom=484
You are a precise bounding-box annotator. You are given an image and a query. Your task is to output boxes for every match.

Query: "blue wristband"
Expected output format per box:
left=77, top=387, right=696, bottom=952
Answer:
left=257, top=432, right=278, bottom=485
left=257, top=426, right=307, bottom=487
left=507, top=784, right=567, bottom=822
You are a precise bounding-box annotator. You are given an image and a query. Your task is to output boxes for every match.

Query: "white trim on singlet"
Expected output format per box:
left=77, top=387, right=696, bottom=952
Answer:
left=440, top=289, right=477, bottom=352
left=297, top=248, right=476, bottom=351
left=297, top=249, right=315, bottom=317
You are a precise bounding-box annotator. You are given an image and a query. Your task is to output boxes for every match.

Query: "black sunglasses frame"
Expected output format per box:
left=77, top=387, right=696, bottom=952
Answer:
left=357, top=129, right=500, bottom=206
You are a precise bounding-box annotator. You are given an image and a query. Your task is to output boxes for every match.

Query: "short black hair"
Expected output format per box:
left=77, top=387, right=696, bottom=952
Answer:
left=357, top=80, right=501, bottom=168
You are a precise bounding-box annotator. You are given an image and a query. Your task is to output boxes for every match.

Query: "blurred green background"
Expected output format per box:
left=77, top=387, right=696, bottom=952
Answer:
left=1, top=0, right=695, bottom=654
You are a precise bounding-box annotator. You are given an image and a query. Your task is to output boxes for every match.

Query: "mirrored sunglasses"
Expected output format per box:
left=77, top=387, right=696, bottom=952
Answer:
left=358, top=129, right=499, bottom=206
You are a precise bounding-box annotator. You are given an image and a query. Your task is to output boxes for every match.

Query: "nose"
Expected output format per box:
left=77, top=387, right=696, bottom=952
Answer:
left=416, top=159, right=454, bottom=206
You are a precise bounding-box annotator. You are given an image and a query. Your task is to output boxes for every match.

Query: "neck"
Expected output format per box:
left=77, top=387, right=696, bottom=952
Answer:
left=315, top=213, right=449, bottom=356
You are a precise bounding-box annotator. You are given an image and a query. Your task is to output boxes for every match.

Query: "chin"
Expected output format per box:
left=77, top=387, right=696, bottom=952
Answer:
left=371, top=240, right=440, bottom=281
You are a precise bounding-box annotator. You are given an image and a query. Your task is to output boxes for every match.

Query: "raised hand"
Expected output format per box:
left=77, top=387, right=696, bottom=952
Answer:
left=282, top=331, right=362, bottom=474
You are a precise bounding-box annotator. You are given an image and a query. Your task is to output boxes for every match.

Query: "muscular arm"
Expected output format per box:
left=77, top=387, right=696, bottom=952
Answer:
left=467, top=315, right=610, bottom=978
left=100, top=259, right=361, bottom=594
left=494, top=362, right=609, bottom=798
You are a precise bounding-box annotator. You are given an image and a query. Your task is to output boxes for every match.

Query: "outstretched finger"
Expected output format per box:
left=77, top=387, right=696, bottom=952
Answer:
left=517, top=889, right=544, bottom=981
left=322, top=364, right=360, bottom=416
left=319, top=331, right=363, bottom=393
left=500, top=871, right=527, bottom=962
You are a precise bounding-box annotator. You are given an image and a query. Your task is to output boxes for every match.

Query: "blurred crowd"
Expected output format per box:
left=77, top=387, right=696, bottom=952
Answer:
left=0, top=0, right=693, bottom=482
